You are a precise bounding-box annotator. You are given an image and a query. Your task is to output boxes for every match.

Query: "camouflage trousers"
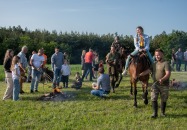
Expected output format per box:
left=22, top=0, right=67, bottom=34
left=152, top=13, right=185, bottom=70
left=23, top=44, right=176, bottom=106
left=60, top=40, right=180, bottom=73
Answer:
left=151, top=84, right=169, bottom=102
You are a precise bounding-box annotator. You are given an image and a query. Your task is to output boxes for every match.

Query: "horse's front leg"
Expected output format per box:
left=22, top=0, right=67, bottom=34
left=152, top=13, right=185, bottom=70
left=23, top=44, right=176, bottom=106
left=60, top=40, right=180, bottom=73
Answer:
left=134, top=83, right=137, bottom=107
left=142, top=82, right=148, bottom=105
left=115, top=72, right=121, bottom=88
left=110, top=75, right=115, bottom=93
left=130, top=81, right=133, bottom=96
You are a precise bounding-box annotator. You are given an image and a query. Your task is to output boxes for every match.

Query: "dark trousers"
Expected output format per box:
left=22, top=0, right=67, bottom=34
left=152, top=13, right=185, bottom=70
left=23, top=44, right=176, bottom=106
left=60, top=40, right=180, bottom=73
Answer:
left=82, top=63, right=93, bottom=81
left=184, top=61, right=187, bottom=71
left=61, top=75, right=69, bottom=87
left=176, top=59, right=182, bottom=71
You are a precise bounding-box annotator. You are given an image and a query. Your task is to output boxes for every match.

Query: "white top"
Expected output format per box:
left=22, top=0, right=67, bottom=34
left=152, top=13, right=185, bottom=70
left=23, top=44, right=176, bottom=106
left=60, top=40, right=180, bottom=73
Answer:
left=31, top=54, right=45, bottom=69
left=61, top=64, right=71, bottom=76
left=12, top=64, right=20, bottom=79
left=134, top=34, right=150, bottom=51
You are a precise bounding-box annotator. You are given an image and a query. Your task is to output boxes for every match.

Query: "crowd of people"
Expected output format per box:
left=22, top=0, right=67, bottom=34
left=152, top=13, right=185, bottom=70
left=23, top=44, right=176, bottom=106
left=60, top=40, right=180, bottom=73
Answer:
left=171, top=48, right=187, bottom=71
left=3, top=25, right=184, bottom=118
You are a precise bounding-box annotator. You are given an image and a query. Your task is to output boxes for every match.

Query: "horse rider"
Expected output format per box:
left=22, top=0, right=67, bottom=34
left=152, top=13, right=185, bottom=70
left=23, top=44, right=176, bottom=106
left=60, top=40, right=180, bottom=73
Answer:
left=106, top=45, right=120, bottom=91
left=122, top=26, right=153, bottom=76
left=112, top=36, right=121, bottom=53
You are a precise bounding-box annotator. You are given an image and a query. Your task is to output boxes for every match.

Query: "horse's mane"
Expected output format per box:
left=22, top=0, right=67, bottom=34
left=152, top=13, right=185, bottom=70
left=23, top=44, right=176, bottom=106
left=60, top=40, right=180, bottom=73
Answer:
left=140, top=53, right=150, bottom=70
left=130, top=52, right=150, bottom=72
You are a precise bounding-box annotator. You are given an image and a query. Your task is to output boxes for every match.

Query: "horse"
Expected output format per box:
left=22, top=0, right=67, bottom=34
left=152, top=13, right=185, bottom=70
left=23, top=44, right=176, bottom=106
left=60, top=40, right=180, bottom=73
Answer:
left=115, top=47, right=128, bottom=88
left=27, top=67, right=53, bottom=83
left=129, top=52, right=150, bottom=107
left=106, top=46, right=127, bottom=93
left=42, top=67, right=53, bottom=82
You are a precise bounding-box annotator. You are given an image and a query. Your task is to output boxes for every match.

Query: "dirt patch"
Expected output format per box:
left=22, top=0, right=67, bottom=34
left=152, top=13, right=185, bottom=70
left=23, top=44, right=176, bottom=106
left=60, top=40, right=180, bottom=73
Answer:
left=38, top=92, right=76, bottom=101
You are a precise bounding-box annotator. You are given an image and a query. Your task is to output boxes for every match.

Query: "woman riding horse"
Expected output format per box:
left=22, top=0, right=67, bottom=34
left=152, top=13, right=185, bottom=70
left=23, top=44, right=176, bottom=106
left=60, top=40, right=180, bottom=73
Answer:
left=122, top=26, right=153, bottom=76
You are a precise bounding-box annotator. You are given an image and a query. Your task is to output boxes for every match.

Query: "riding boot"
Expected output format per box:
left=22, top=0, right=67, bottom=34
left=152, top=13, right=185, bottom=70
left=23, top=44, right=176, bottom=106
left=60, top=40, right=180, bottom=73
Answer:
left=151, top=101, right=158, bottom=118
left=161, top=102, right=166, bottom=117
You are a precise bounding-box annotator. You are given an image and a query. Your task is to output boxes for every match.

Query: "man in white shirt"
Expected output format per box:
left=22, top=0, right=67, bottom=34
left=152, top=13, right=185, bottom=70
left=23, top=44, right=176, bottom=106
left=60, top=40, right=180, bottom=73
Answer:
left=30, top=49, right=44, bottom=93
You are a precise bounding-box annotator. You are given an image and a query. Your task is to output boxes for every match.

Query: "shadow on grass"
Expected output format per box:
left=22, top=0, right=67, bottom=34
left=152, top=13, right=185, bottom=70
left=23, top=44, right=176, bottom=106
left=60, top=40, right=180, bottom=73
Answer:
left=166, top=114, right=187, bottom=118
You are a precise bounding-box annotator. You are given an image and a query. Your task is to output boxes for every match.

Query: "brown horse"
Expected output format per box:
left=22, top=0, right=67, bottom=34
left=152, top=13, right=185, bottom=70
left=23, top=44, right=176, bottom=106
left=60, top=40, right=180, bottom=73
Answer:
left=106, top=46, right=128, bottom=93
left=129, top=52, right=150, bottom=107
left=115, top=47, right=128, bottom=88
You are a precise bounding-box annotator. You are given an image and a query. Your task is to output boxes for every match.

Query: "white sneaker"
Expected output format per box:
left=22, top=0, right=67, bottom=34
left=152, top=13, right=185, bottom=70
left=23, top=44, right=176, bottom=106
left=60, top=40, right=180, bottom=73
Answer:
left=122, top=70, right=127, bottom=76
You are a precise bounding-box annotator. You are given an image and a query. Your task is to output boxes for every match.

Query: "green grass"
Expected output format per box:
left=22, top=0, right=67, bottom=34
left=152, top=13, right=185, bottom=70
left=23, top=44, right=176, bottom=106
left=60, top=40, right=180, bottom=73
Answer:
left=0, top=65, right=187, bottom=130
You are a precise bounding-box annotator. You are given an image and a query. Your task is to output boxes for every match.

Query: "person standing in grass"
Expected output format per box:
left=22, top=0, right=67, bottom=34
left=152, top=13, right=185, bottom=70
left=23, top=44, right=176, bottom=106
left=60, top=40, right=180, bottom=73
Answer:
left=91, top=67, right=111, bottom=97
left=51, top=46, right=64, bottom=91
left=42, top=48, right=47, bottom=68
left=61, top=60, right=71, bottom=88
left=30, top=49, right=44, bottom=93
left=93, top=52, right=99, bottom=78
left=11, top=56, right=21, bottom=101
left=26, top=50, right=36, bottom=82
left=171, top=48, right=176, bottom=71
left=82, top=48, right=94, bottom=81
left=17, top=46, right=28, bottom=94
left=175, top=48, right=183, bottom=71
left=81, top=50, right=86, bottom=76
left=138, top=49, right=171, bottom=118
left=184, top=48, right=187, bottom=71
left=3, top=49, right=14, bottom=100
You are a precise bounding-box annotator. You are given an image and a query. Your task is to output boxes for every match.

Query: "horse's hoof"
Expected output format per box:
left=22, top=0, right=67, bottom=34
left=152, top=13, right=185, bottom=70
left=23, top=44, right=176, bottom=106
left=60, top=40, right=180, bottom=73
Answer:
left=133, top=103, right=137, bottom=108
left=144, top=99, right=148, bottom=105
left=142, top=94, right=146, bottom=99
left=115, top=84, right=119, bottom=88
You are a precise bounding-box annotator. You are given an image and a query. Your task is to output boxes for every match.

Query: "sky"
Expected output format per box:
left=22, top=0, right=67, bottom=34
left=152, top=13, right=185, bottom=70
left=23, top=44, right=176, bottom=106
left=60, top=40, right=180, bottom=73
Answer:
left=0, top=0, right=187, bottom=37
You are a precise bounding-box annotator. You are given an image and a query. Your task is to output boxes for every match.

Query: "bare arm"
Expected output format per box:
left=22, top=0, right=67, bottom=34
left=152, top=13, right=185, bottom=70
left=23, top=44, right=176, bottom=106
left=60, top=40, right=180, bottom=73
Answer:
left=92, top=85, right=99, bottom=90
left=159, top=71, right=171, bottom=85
left=138, top=69, right=152, bottom=77
left=30, top=59, right=37, bottom=70
left=19, top=63, right=26, bottom=72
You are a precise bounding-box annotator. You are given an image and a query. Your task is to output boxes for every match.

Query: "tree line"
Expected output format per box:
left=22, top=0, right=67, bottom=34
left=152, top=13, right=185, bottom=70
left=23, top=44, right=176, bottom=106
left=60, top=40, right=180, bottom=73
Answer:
left=0, top=25, right=187, bottom=64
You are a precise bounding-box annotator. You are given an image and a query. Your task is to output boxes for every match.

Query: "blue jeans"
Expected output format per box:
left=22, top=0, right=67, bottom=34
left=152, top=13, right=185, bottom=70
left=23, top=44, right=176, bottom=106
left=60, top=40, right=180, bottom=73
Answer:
left=53, top=68, right=61, bottom=88
left=30, top=69, right=41, bottom=91
left=124, top=49, right=153, bottom=70
left=82, top=63, right=93, bottom=81
left=13, top=78, right=20, bottom=101
left=91, top=89, right=110, bottom=97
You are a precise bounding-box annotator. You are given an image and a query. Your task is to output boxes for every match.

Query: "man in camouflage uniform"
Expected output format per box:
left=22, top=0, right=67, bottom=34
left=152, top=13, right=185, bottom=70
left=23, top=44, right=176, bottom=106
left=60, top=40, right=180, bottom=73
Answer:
left=106, top=45, right=120, bottom=92
left=111, top=36, right=121, bottom=53
left=138, top=49, right=171, bottom=118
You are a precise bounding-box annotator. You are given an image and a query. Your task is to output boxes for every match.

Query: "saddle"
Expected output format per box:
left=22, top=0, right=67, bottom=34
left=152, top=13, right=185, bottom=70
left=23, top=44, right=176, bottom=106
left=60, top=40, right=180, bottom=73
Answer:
left=130, top=51, right=151, bottom=67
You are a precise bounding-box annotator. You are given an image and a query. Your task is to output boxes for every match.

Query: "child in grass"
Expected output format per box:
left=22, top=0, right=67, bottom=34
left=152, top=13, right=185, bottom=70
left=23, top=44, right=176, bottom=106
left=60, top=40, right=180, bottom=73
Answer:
left=11, top=56, right=21, bottom=101
left=71, top=72, right=82, bottom=89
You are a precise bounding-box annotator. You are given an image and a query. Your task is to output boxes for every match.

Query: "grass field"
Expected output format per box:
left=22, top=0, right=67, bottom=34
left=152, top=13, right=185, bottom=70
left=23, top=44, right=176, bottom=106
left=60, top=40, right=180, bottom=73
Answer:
left=0, top=65, right=187, bottom=130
